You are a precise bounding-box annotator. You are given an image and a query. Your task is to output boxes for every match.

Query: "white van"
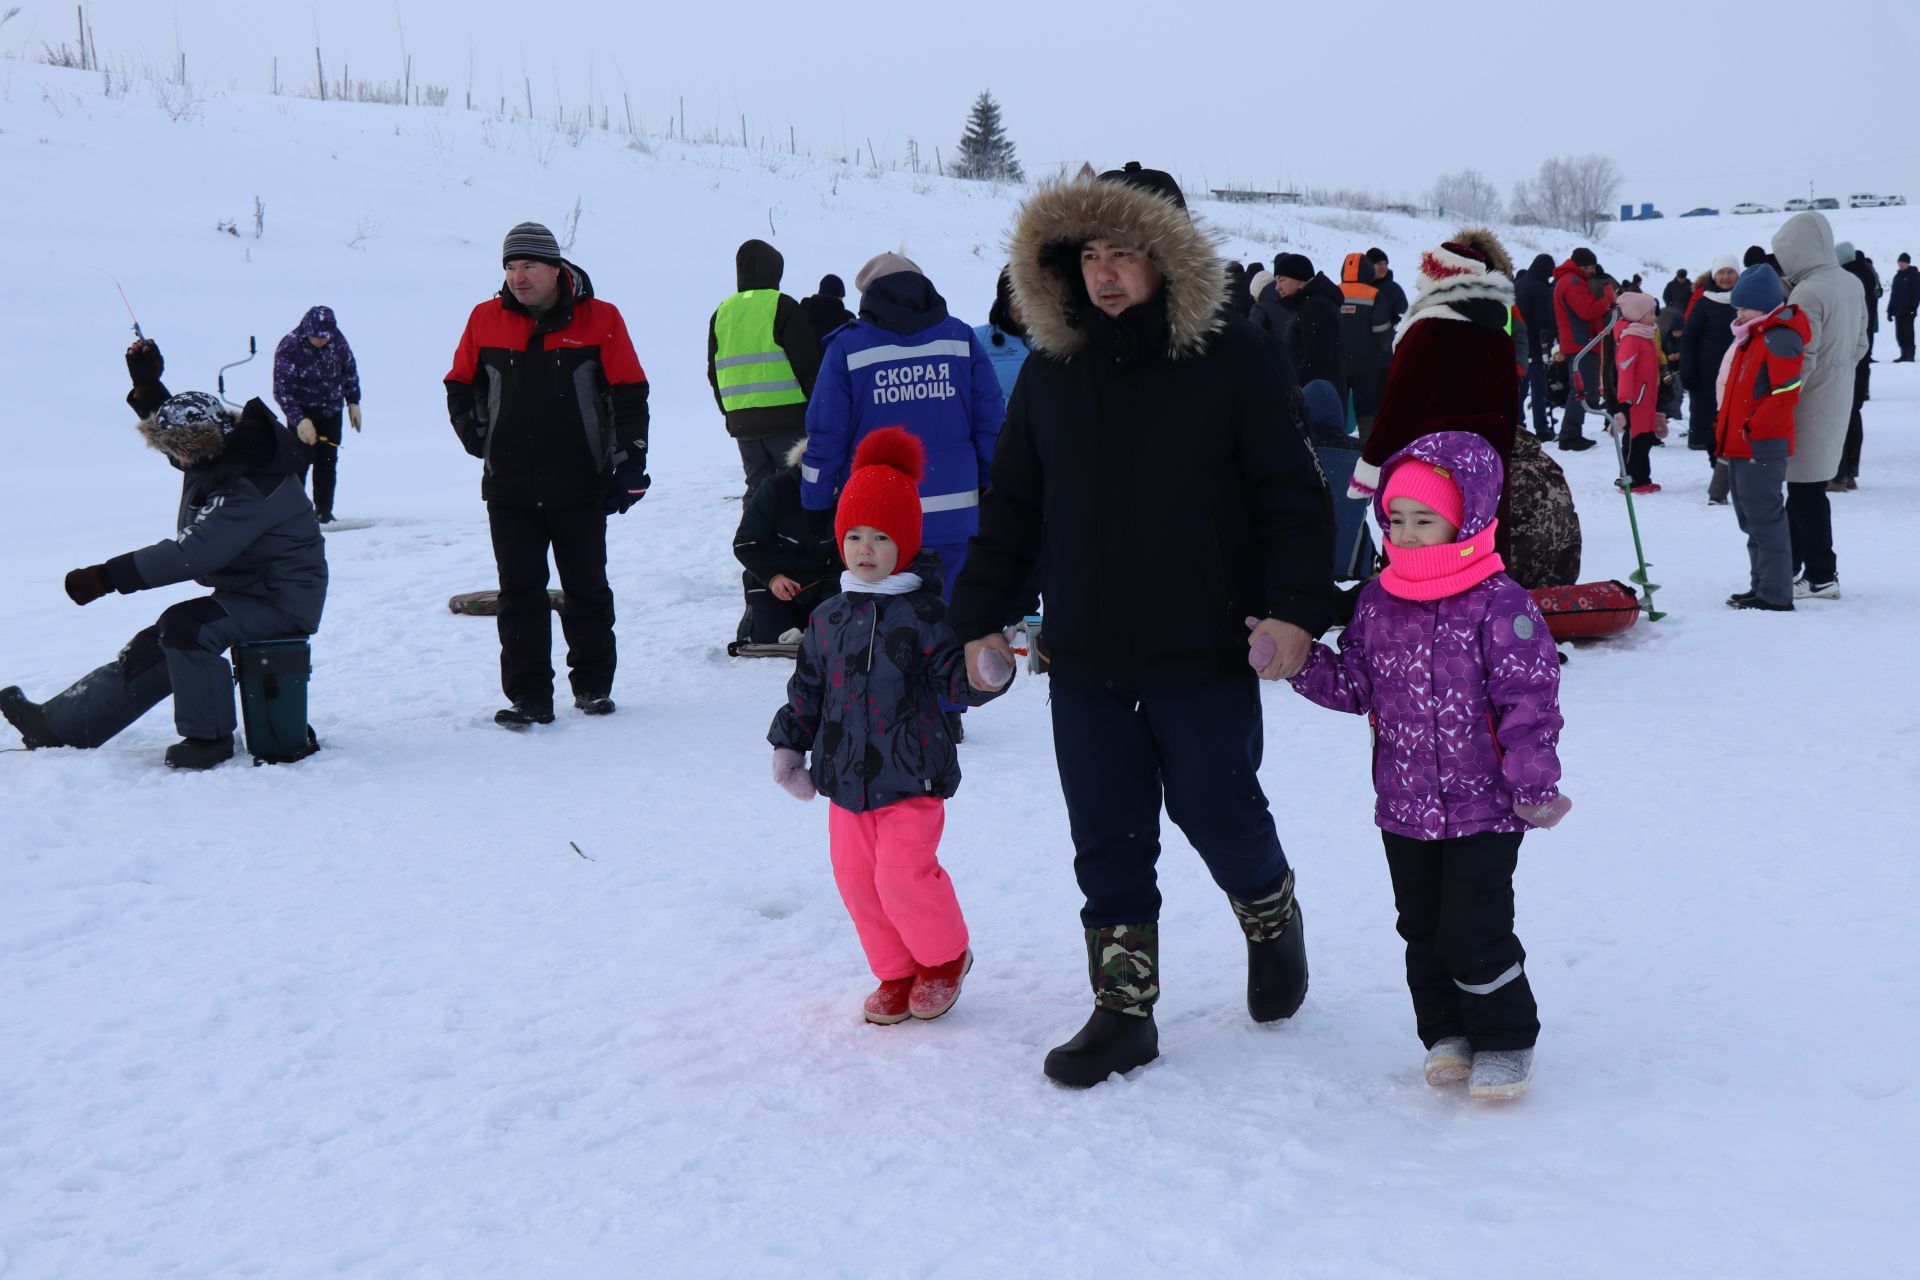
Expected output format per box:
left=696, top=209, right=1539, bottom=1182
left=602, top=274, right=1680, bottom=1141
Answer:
left=1850, top=193, right=1890, bottom=208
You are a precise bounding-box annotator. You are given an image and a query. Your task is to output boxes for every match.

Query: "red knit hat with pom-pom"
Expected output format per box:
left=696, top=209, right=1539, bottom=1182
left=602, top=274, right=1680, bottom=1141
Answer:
left=834, top=426, right=926, bottom=567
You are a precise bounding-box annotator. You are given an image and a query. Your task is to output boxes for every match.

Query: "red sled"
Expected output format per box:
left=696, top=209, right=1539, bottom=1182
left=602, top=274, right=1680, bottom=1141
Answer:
left=1529, top=580, right=1642, bottom=641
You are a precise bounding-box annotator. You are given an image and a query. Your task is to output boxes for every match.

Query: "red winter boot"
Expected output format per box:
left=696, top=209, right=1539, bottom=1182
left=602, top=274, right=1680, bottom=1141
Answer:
left=908, top=949, right=974, bottom=1021
left=863, top=977, right=915, bottom=1025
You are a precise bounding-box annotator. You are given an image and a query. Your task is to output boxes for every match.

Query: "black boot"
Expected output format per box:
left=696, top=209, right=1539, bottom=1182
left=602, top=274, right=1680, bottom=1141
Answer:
left=1043, top=923, right=1160, bottom=1087
left=0, top=686, right=63, bottom=749
left=164, top=734, right=234, bottom=770
left=495, top=702, right=556, bottom=729
left=1232, top=872, right=1308, bottom=1023
left=573, top=692, right=616, bottom=716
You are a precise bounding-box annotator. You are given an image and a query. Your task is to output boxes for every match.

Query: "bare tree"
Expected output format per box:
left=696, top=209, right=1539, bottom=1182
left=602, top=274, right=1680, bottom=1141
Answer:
left=1428, top=168, right=1502, bottom=222
left=1519, top=154, right=1623, bottom=238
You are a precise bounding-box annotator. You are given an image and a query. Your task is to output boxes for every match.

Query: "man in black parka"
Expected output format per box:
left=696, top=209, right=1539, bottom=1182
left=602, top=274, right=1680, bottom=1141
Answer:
left=0, top=341, right=327, bottom=769
left=948, top=163, right=1335, bottom=1088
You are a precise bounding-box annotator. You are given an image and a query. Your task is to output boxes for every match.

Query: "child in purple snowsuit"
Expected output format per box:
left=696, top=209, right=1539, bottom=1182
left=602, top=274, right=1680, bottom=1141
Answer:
left=1286, top=430, right=1569, bottom=1101
left=272, top=306, right=362, bottom=523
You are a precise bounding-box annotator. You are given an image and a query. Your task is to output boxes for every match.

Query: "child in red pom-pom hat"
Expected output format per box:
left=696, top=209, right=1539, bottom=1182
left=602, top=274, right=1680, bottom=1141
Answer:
left=767, top=427, right=1015, bottom=1024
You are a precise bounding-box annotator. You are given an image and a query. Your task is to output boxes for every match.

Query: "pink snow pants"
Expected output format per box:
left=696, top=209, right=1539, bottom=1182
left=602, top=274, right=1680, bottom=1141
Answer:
left=828, top=798, right=969, bottom=980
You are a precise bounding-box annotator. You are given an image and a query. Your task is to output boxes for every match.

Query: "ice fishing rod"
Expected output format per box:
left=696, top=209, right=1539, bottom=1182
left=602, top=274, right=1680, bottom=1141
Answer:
left=217, top=337, right=258, bottom=409
left=96, top=267, right=145, bottom=341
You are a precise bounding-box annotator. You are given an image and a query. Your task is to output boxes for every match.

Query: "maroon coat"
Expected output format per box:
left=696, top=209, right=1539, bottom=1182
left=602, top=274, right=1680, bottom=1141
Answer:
left=1354, top=314, right=1519, bottom=559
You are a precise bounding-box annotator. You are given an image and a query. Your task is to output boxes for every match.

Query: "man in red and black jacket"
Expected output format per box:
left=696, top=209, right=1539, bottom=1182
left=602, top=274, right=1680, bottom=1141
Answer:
left=445, top=221, right=650, bottom=728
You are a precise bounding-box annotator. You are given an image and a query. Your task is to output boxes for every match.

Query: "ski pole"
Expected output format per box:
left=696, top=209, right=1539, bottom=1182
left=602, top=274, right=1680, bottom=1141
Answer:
left=217, top=337, right=258, bottom=408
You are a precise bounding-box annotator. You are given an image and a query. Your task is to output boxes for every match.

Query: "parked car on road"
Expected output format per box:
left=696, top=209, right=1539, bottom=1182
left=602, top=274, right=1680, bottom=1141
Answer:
left=1732, top=202, right=1778, bottom=215
left=1784, top=198, right=1813, bottom=212
left=1850, top=193, right=1889, bottom=208
left=1812, top=197, right=1841, bottom=210
left=1680, top=207, right=1719, bottom=218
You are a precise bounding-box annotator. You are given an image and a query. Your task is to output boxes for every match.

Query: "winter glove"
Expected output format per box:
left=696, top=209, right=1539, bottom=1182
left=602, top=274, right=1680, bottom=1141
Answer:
left=1654, top=413, right=1670, bottom=440
left=805, top=504, right=836, bottom=544
left=125, top=339, right=164, bottom=385
left=772, top=747, right=816, bottom=801
left=974, top=639, right=1015, bottom=691
left=1246, top=617, right=1310, bottom=680
left=1513, top=794, right=1573, bottom=829
left=604, top=456, right=651, bottom=515
left=64, top=565, right=110, bottom=606
left=1607, top=412, right=1625, bottom=437
left=348, top=403, right=362, bottom=432
left=296, top=418, right=318, bottom=446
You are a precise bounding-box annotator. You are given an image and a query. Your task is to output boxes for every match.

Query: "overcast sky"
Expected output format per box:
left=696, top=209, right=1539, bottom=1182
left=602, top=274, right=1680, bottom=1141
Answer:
left=13, top=0, right=1919, bottom=211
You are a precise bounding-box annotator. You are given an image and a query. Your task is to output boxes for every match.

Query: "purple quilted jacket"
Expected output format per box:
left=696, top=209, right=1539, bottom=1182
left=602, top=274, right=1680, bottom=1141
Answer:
left=1290, top=432, right=1564, bottom=839
left=272, top=306, right=361, bottom=426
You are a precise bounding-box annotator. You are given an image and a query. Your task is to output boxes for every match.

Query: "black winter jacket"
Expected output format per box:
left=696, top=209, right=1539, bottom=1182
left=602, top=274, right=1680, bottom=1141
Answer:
left=950, top=298, right=1335, bottom=689
left=1679, top=292, right=1736, bottom=398
left=1888, top=265, right=1920, bottom=317
left=1277, top=274, right=1346, bottom=392
left=769, top=551, right=1007, bottom=813
left=1514, top=257, right=1556, bottom=360
left=444, top=262, right=651, bottom=509
left=734, top=465, right=839, bottom=590
left=104, top=393, right=328, bottom=632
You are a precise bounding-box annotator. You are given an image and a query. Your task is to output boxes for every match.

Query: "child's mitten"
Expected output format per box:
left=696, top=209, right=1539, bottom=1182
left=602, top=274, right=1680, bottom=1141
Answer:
left=1654, top=413, right=1670, bottom=440
left=1513, top=793, right=1572, bottom=829
left=1247, top=621, right=1276, bottom=672
left=772, top=747, right=816, bottom=801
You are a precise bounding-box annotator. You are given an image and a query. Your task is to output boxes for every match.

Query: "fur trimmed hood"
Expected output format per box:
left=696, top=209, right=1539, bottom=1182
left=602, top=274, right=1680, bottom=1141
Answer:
left=1394, top=231, right=1517, bottom=348
left=138, top=391, right=240, bottom=466
left=1005, top=178, right=1228, bottom=361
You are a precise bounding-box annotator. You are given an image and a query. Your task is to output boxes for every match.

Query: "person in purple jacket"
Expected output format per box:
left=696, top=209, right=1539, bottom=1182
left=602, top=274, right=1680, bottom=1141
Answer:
left=272, top=305, right=362, bottom=524
left=1284, top=429, right=1570, bottom=1101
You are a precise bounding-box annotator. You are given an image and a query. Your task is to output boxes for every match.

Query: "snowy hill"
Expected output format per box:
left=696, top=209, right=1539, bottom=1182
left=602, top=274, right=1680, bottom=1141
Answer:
left=2, top=61, right=1916, bottom=1278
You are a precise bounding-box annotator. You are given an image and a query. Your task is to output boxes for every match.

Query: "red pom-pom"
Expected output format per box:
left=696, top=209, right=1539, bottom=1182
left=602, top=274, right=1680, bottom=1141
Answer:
left=851, top=426, right=926, bottom=485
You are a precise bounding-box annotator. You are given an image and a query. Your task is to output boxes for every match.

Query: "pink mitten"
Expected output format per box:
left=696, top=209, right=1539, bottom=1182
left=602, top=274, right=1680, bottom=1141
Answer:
left=1655, top=413, right=1670, bottom=440
left=975, top=642, right=1015, bottom=690
left=772, top=747, right=816, bottom=801
left=1246, top=616, right=1276, bottom=671
left=1607, top=412, right=1625, bottom=437
left=1514, top=793, right=1572, bottom=829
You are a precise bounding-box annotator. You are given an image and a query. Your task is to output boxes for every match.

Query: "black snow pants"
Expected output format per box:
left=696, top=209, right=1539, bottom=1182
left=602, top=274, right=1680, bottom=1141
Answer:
left=487, top=500, right=616, bottom=708
left=1382, top=829, right=1539, bottom=1052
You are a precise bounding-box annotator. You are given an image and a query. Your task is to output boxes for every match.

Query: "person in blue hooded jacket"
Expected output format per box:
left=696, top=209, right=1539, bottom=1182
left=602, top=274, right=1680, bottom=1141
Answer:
left=974, top=266, right=1033, bottom=403
left=273, top=305, right=361, bottom=523
left=801, top=253, right=1005, bottom=602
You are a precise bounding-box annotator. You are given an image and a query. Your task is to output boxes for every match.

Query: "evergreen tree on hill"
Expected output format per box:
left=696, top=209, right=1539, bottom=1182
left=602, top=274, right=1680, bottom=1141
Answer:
left=953, top=90, right=1024, bottom=183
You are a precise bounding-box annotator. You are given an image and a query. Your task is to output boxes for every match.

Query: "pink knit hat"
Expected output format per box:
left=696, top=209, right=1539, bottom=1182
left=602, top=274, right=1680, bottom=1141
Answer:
left=1380, top=456, right=1465, bottom=529
left=1617, top=291, right=1658, bottom=323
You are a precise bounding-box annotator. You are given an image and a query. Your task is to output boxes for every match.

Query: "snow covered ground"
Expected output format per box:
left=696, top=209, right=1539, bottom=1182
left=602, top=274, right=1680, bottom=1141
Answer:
left=2, top=61, right=1915, bottom=1278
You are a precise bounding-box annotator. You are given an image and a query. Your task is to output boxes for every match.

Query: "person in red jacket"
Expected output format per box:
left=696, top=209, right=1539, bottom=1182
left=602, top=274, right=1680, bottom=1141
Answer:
left=1610, top=293, right=1668, bottom=493
left=1714, top=265, right=1809, bottom=611
left=445, top=221, right=651, bottom=728
left=1551, top=247, right=1616, bottom=451
left=1349, top=229, right=1520, bottom=560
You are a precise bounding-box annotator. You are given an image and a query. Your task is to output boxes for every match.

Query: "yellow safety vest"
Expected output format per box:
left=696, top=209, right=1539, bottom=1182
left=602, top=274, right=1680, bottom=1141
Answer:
left=714, top=291, right=804, bottom=411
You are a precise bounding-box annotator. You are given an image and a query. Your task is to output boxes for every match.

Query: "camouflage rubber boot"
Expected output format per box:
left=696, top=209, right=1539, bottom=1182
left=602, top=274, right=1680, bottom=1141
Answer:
left=1042, top=923, right=1160, bottom=1089
left=1231, top=870, right=1308, bottom=1024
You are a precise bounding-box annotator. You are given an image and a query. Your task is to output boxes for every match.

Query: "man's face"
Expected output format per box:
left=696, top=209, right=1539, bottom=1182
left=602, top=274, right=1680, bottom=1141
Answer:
left=306, top=334, right=330, bottom=350
left=1275, top=275, right=1304, bottom=298
left=1080, top=240, right=1161, bottom=318
left=1714, top=267, right=1740, bottom=290
left=1370, top=257, right=1390, bottom=281
left=1579, top=262, right=1597, bottom=279
left=505, top=259, right=562, bottom=310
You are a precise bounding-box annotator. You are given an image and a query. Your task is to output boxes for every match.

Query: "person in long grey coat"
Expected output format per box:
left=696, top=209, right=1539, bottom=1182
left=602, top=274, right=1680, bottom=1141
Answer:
left=0, top=343, right=327, bottom=769
left=1771, top=213, right=1867, bottom=595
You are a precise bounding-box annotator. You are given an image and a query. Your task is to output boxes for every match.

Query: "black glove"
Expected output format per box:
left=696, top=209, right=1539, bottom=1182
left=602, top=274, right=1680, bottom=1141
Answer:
left=126, top=339, right=164, bottom=386
left=604, top=456, right=651, bottom=515
left=65, top=565, right=110, bottom=606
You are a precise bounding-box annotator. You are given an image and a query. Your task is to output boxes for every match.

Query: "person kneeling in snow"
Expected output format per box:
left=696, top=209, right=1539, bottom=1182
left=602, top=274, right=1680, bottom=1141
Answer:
left=0, top=340, right=327, bottom=770
left=1286, top=431, right=1566, bottom=1101
left=767, top=428, right=1012, bottom=1026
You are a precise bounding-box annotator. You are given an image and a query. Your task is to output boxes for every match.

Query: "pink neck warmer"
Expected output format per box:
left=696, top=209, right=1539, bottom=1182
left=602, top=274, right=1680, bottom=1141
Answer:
left=1378, top=520, right=1505, bottom=601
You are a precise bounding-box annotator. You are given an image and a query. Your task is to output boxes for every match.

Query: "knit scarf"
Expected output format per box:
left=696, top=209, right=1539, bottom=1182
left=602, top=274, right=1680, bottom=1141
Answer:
left=1378, top=521, right=1505, bottom=601
left=1622, top=319, right=1659, bottom=342
left=840, top=570, right=922, bottom=596
left=1392, top=274, right=1514, bottom=347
